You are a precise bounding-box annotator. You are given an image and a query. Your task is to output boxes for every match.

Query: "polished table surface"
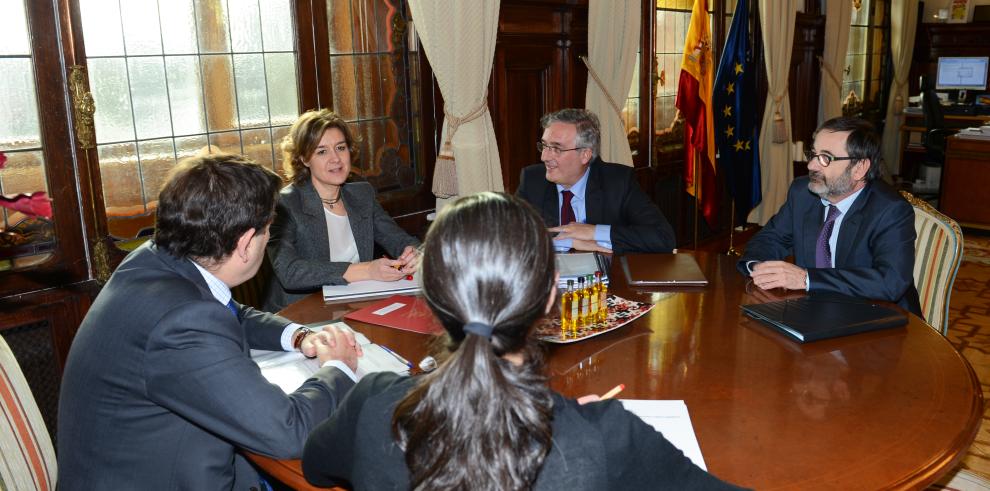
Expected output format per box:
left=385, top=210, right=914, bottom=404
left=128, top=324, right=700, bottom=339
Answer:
left=249, top=252, right=982, bottom=490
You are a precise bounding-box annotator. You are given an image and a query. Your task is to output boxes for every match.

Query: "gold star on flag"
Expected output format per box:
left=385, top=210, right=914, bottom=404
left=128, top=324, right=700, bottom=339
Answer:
left=726, top=82, right=735, bottom=94
left=723, top=105, right=732, bottom=117
left=744, top=140, right=751, bottom=150
left=734, top=63, right=743, bottom=75
left=734, top=139, right=745, bottom=151
left=724, top=125, right=734, bottom=138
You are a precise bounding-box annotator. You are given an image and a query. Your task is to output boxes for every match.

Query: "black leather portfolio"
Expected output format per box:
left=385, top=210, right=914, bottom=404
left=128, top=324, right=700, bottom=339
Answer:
left=741, top=294, right=907, bottom=343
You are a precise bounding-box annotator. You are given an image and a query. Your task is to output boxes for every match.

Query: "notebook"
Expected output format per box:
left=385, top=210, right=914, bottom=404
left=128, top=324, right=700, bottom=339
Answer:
left=322, top=274, right=420, bottom=301
left=620, top=254, right=708, bottom=286
left=741, top=294, right=907, bottom=343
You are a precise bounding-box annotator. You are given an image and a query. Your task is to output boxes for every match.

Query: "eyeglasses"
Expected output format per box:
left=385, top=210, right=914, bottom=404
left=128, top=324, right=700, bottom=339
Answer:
left=537, top=141, right=586, bottom=156
left=804, top=150, right=858, bottom=167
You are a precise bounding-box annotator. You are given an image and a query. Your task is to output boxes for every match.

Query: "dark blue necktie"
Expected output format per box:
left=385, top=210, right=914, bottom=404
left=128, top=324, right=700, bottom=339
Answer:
left=226, top=299, right=239, bottom=319
left=815, top=205, right=841, bottom=268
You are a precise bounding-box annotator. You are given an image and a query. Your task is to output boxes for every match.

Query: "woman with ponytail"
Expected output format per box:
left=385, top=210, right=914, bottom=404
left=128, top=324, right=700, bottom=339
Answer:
left=302, top=192, right=744, bottom=490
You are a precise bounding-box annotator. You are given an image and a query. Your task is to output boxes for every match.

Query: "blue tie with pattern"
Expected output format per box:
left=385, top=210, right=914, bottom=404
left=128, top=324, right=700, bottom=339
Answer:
left=815, top=205, right=841, bottom=268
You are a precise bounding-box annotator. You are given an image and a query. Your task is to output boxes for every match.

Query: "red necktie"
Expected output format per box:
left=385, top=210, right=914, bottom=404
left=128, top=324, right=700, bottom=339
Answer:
left=560, top=190, right=575, bottom=225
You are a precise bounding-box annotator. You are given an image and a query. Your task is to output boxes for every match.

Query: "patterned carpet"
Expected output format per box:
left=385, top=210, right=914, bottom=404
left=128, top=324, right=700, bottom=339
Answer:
left=933, top=235, right=990, bottom=489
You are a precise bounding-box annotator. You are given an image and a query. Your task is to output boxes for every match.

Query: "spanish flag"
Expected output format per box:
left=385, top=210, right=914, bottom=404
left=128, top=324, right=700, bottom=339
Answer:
left=674, top=0, right=717, bottom=227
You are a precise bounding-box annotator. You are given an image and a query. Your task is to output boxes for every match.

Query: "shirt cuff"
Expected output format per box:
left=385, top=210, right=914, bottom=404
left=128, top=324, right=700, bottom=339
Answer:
left=321, top=359, right=359, bottom=382
left=594, top=225, right=612, bottom=250
left=804, top=271, right=810, bottom=291
left=745, top=260, right=760, bottom=275
left=280, top=322, right=303, bottom=351
left=553, top=237, right=573, bottom=252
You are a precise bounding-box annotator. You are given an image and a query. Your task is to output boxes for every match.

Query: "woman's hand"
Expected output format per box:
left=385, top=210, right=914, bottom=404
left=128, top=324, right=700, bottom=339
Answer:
left=343, top=257, right=407, bottom=282
left=395, top=246, right=420, bottom=275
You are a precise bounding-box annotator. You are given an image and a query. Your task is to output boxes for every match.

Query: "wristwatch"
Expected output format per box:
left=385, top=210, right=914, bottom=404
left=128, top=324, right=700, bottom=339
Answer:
left=292, top=327, right=315, bottom=352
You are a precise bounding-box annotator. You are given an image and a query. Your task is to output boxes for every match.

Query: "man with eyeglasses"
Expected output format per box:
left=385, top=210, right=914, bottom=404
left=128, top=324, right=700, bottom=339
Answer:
left=516, top=108, right=675, bottom=253
left=737, top=116, right=921, bottom=316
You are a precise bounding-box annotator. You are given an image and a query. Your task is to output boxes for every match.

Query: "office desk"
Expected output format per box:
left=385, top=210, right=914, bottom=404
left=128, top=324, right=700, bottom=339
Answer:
left=897, top=112, right=990, bottom=184
left=941, top=135, right=990, bottom=229
left=248, top=252, right=982, bottom=490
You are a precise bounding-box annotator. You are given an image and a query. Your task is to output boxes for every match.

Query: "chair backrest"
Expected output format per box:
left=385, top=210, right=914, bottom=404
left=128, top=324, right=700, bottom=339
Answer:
left=900, top=190, right=964, bottom=335
left=920, top=75, right=945, bottom=132
left=0, top=334, right=57, bottom=491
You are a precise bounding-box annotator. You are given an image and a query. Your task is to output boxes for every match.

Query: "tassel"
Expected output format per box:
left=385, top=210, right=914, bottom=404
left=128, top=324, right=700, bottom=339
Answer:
left=431, top=141, right=458, bottom=199
left=772, top=108, right=787, bottom=144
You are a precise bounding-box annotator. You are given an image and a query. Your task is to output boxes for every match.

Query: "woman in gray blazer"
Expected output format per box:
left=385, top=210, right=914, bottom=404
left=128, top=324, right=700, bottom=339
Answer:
left=263, top=109, right=420, bottom=312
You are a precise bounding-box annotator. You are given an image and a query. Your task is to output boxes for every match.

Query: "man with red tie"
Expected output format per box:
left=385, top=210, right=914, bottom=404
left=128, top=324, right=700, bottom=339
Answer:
left=515, top=108, right=676, bottom=254
left=738, top=116, right=921, bottom=316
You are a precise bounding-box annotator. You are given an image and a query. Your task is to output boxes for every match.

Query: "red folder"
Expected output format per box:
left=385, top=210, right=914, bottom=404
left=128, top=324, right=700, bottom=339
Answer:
left=343, top=295, right=444, bottom=335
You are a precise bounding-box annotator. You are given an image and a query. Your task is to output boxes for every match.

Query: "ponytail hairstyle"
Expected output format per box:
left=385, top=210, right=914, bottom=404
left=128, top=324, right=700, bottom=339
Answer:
left=391, top=192, right=557, bottom=490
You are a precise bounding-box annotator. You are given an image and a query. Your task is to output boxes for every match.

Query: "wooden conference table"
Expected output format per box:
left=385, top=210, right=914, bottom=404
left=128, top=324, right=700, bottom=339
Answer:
left=248, top=252, right=982, bottom=490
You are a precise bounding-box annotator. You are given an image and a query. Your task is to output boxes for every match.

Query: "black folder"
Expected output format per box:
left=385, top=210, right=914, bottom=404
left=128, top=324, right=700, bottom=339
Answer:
left=741, top=294, right=907, bottom=343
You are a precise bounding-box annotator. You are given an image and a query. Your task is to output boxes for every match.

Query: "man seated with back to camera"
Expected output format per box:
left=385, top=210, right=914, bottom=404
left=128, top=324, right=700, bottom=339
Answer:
left=737, top=116, right=921, bottom=316
left=57, top=154, right=362, bottom=490
left=516, top=108, right=676, bottom=254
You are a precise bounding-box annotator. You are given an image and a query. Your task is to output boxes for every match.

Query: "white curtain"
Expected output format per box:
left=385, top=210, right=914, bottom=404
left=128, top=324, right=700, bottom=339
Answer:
left=584, top=0, right=641, bottom=166
left=408, top=0, right=502, bottom=208
left=818, top=0, right=853, bottom=123
left=749, top=0, right=798, bottom=225
left=881, top=0, right=919, bottom=179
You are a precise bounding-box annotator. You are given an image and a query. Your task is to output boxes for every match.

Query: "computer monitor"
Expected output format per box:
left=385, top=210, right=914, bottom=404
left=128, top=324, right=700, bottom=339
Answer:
left=936, top=56, right=989, bottom=91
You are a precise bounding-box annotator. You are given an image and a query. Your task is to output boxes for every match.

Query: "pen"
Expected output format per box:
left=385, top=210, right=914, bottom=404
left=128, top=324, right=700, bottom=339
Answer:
left=379, top=345, right=414, bottom=369
left=386, top=255, right=415, bottom=281
left=600, top=383, right=625, bottom=400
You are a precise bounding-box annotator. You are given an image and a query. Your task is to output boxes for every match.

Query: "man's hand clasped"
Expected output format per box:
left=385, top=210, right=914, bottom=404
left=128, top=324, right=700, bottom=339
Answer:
left=548, top=223, right=613, bottom=253
left=300, top=324, right=363, bottom=372
left=749, top=260, right=808, bottom=291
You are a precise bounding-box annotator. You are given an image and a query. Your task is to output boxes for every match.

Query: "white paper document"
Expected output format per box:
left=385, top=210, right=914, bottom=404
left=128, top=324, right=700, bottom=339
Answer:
left=322, top=275, right=420, bottom=301
left=620, top=399, right=708, bottom=470
left=555, top=252, right=609, bottom=287
left=251, top=322, right=411, bottom=393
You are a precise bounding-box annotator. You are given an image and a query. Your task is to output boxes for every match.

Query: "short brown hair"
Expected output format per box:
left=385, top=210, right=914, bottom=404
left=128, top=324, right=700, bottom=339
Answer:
left=281, top=109, right=358, bottom=185
left=154, top=154, right=281, bottom=262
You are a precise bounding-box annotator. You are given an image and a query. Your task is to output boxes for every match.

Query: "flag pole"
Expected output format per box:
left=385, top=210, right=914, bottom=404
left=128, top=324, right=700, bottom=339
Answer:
left=693, top=147, right=700, bottom=250
left=726, top=198, right=740, bottom=256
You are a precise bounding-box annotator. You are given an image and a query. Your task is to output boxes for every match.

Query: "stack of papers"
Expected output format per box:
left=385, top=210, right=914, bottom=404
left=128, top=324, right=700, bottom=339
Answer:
left=956, top=127, right=990, bottom=140
left=556, top=252, right=609, bottom=288
left=322, top=275, right=420, bottom=301
left=251, top=322, right=411, bottom=393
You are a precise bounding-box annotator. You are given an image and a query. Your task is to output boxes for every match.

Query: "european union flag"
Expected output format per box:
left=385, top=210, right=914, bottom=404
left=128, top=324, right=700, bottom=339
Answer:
left=713, top=0, right=761, bottom=225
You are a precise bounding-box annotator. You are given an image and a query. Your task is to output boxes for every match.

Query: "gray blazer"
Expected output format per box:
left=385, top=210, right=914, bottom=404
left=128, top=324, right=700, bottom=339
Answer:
left=264, top=180, right=419, bottom=312
left=57, top=241, right=354, bottom=490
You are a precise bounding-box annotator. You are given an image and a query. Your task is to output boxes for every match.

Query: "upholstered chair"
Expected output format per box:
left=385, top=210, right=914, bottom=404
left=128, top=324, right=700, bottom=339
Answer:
left=0, top=334, right=57, bottom=490
left=901, top=190, right=964, bottom=335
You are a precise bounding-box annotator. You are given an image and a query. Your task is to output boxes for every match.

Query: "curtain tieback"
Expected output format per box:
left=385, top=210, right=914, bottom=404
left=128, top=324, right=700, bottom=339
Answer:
left=580, top=56, right=623, bottom=119
left=432, top=96, right=489, bottom=199
left=817, top=55, right=843, bottom=91
left=892, top=78, right=908, bottom=114
left=771, top=88, right=789, bottom=144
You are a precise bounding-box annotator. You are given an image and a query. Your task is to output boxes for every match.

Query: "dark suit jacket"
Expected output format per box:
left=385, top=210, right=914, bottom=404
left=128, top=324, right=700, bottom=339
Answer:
left=302, top=372, right=744, bottom=490
left=515, top=158, right=676, bottom=253
left=57, top=242, right=355, bottom=490
left=264, top=180, right=420, bottom=311
left=738, top=177, right=921, bottom=316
